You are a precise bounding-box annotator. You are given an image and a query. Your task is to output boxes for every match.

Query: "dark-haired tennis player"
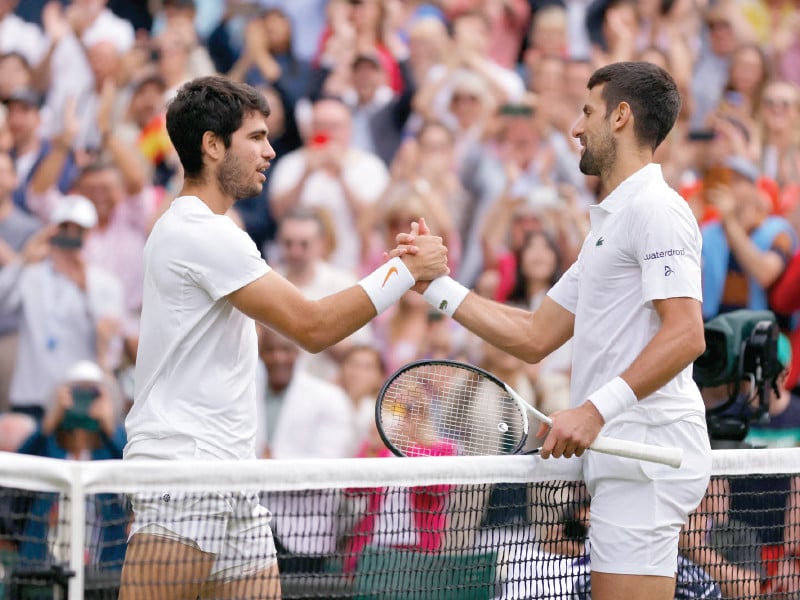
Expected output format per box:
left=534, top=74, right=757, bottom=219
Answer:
left=400, top=61, right=712, bottom=600
left=118, top=76, right=448, bottom=600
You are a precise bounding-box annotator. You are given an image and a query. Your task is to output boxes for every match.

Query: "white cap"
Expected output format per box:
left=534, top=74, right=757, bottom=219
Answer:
left=65, top=360, right=105, bottom=385
left=50, top=194, right=98, bottom=229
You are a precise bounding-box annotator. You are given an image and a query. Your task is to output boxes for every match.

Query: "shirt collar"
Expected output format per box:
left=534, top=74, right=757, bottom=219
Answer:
left=594, top=163, right=663, bottom=213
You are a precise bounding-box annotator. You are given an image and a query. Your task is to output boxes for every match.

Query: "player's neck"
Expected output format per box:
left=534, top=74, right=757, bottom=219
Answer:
left=599, top=151, right=653, bottom=199
left=180, top=178, right=234, bottom=216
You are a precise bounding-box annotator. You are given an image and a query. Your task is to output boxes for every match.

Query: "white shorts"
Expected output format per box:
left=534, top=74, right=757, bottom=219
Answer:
left=129, top=491, right=278, bottom=582
left=583, top=417, right=711, bottom=577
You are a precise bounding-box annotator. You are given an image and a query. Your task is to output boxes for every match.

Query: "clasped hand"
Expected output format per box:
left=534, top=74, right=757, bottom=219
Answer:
left=388, top=218, right=449, bottom=290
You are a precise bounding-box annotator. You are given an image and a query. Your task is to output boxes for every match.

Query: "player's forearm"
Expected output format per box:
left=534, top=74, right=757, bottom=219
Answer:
left=262, top=287, right=377, bottom=355
left=453, top=293, right=570, bottom=364
left=620, top=302, right=705, bottom=400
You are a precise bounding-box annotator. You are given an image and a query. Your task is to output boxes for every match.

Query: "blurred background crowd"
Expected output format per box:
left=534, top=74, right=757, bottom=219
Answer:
left=0, top=0, right=799, bottom=593
left=0, top=0, right=798, bottom=468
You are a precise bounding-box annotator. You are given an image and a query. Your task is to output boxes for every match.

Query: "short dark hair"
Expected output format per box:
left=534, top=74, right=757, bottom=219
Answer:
left=77, top=158, right=118, bottom=181
left=280, top=207, right=325, bottom=234
left=166, top=76, right=270, bottom=178
left=587, top=61, right=681, bottom=151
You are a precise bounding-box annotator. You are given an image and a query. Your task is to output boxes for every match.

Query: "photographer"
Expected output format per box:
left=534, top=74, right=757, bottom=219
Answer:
left=20, top=359, right=126, bottom=459
left=15, top=359, right=128, bottom=570
left=0, top=193, right=124, bottom=420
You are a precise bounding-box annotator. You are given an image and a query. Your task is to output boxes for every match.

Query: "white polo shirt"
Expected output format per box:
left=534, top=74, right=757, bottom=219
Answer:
left=124, top=196, right=270, bottom=461
left=548, top=164, right=705, bottom=426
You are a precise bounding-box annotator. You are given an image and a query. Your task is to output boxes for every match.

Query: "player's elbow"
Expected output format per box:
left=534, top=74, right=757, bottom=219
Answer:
left=293, top=321, right=341, bottom=354
left=685, top=324, right=706, bottom=363
left=302, top=339, right=328, bottom=355
left=294, top=329, right=329, bottom=354
left=521, top=346, right=547, bottom=365
left=517, top=338, right=551, bottom=364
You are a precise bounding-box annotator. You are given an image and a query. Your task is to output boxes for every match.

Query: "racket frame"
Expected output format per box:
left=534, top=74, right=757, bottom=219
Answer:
left=377, top=359, right=683, bottom=468
left=376, top=359, right=531, bottom=457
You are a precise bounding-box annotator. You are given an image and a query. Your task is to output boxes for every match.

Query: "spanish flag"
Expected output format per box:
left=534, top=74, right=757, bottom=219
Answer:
left=138, top=114, right=172, bottom=166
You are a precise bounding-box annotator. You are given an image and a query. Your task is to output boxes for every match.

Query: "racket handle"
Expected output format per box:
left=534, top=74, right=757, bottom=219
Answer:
left=590, top=435, right=683, bottom=468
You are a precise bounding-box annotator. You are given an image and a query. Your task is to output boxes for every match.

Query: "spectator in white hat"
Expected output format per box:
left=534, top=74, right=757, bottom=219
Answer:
left=0, top=193, right=123, bottom=421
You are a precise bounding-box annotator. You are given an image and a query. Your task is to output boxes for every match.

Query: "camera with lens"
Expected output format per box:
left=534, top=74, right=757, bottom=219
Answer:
left=60, top=385, right=101, bottom=432
left=693, top=309, right=783, bottom=443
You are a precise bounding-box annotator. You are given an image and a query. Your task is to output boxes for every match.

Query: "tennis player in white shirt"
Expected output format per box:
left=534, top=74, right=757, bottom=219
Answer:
left=118, top=76, right=449, bottom=600
left=399, top=61, right=712, bottom=600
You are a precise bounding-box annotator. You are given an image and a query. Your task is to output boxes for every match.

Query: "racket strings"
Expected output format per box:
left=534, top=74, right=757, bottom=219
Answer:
left=379, top=363, right=527, bottom=457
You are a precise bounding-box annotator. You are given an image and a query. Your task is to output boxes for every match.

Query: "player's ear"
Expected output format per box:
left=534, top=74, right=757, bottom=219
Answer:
left=612, top=101, right=632, bottom=132
left=201, top=130, right=224, bottom=161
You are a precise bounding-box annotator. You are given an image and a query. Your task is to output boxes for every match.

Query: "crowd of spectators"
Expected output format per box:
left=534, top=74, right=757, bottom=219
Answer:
left=0, top=0, right=799, bottom=595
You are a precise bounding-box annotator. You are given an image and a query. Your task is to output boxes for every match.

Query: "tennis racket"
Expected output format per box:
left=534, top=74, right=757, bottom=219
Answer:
left=376, top=359, right=683, bottom=468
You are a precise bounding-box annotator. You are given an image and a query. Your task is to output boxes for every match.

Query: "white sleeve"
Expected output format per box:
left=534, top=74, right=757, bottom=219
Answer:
left=631, top=194, right=703, bottom=304
left=190, top=218, right=270, bottom=301
left=547, top=243, right=585, bottom=314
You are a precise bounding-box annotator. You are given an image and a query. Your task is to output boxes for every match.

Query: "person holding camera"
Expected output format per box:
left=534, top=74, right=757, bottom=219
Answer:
left=0, top=193, right=124, bottom=421
left=22, top=359, right=126, bottom=458
left=15, top=359, right=128, bottom=571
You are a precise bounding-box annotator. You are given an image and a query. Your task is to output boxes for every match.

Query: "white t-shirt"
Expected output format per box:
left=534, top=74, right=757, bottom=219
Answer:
left=548, top=164, right=705, bottom=426
left=124, top=196, right=269, bottom=461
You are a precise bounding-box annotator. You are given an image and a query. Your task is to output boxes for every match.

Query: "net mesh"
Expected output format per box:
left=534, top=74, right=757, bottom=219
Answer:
left=1, top=449, right=799, bottom=599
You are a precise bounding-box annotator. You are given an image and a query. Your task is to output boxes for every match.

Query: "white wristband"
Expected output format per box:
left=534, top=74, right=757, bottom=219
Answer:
left=423, top=276, right=470, bottom=318
left=587, top=377, right=637, bottom=423
left=358, top=256, right=415, bottom=315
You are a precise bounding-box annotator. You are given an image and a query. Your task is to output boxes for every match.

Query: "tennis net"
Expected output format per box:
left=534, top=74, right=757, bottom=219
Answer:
left=1, top=448, right=799, bottom=599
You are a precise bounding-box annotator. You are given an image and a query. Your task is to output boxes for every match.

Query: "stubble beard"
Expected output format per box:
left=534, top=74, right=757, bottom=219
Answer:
left=578, top=130, right=616, bottom=178
left=217, top=152, right=262, bottom=200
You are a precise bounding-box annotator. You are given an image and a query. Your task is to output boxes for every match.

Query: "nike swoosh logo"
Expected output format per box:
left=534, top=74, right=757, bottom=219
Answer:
left=381, top=266, right=399, bottom=288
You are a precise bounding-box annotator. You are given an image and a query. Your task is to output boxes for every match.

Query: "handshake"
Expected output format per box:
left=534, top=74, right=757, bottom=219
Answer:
left=359, top=218, right=470, bottom=319
left=389, top=218, right=448, bottom=289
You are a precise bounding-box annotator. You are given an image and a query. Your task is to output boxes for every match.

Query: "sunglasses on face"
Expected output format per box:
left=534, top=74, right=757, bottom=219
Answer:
left=280, top=238, right=312, bottom=249
left=763, top=97, right=792, bottom=110
left=452, top=93, right=480, bottom=103
left=707, top=20, right=731, bottom=31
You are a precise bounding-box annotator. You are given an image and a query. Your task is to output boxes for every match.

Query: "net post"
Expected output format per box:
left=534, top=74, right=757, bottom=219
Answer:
left=68, top=462, right=85, bottom=600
